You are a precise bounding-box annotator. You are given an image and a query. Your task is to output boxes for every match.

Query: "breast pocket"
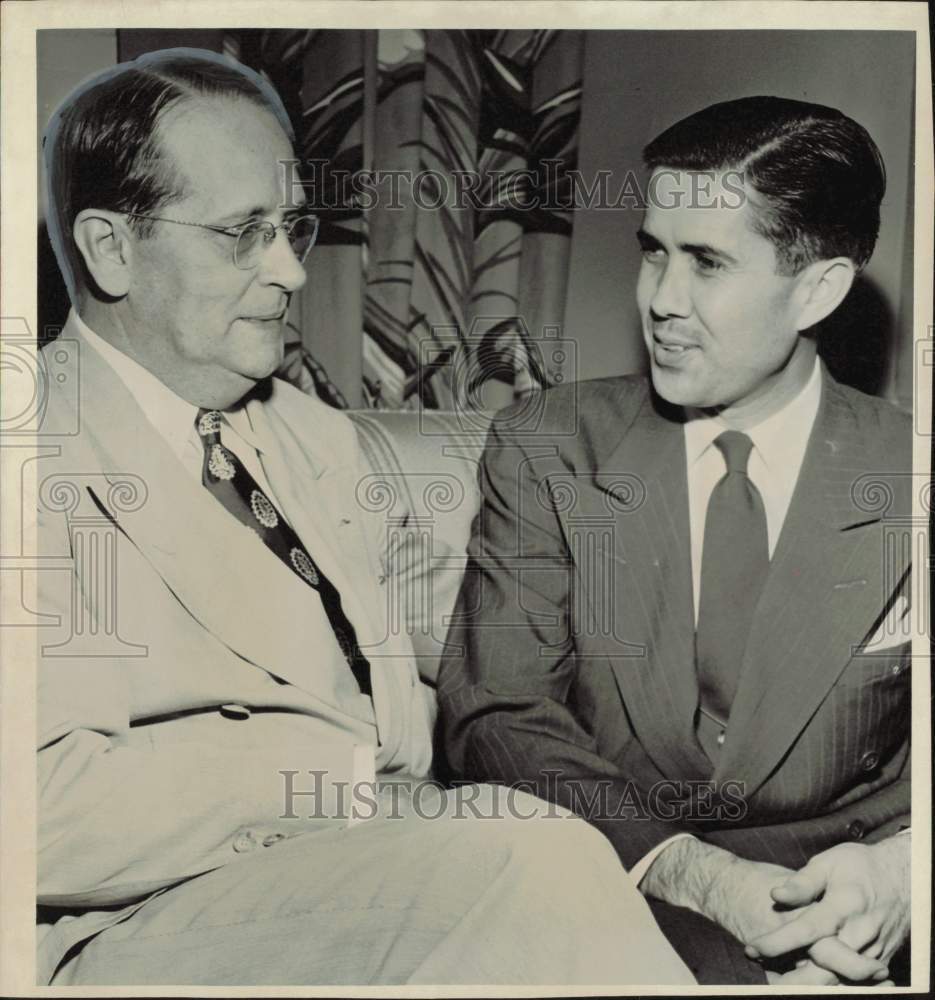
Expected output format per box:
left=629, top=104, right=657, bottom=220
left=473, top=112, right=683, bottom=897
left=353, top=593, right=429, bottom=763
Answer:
left=838, top=641, right=911, bottom=690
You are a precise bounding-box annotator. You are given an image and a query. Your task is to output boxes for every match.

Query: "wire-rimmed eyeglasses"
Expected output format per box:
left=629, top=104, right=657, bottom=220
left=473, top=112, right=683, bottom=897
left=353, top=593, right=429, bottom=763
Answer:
left=123, top=212, right=320, bottom=270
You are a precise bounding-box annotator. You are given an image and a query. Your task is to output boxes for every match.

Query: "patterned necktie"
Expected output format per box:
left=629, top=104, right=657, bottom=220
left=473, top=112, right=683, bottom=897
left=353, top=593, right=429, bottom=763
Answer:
left=196, top=409, right=372, bottom=697
left=695, top=430, right=769, bottom=724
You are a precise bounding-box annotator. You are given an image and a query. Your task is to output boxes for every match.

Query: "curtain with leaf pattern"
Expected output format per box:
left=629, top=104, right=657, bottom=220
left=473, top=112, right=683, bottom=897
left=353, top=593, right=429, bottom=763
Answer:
left=241, top=29, right=583, bottom=411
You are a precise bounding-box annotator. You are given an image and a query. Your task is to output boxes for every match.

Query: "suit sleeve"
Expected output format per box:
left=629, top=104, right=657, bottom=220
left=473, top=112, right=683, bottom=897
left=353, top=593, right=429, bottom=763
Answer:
left=36, top=507, right=361, bottom=908
left=438, top=417, right=699, bottom=869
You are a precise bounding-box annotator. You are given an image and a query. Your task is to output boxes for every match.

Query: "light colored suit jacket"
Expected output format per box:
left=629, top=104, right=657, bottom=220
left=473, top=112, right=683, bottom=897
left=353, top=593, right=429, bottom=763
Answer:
left=36, top=316, right=434, bottom=982
left=440, top=369, right=911, bottom=870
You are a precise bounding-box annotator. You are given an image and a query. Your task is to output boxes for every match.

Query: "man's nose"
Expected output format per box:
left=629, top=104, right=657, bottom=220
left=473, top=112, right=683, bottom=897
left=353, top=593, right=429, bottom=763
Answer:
left=259, top=228, right=308, bottom=293
left=649, top=259, right=690, bottom=318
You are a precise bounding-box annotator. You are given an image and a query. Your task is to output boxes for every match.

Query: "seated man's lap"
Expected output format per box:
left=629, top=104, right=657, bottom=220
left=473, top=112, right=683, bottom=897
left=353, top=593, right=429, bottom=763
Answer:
left=54, top=782, right=692, bottom=986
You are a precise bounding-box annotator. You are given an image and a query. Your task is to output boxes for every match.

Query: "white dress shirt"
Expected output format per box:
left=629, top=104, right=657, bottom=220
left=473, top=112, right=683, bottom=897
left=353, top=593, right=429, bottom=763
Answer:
left=631, top=358, right=823, bottom=886
left=684, top=358, right=823, bottom=623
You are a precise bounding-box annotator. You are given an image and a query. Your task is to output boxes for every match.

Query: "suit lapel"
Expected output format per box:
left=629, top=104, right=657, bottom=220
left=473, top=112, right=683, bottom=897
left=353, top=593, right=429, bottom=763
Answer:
left=715, top=373, right=910, bottom=794
left=249, top=389, right=406, bottom=747
left=73, top=330, right=372, bottom=719
left=249, top=395, right=386, bottom=655
left=589, top=388, right=711, bottom=781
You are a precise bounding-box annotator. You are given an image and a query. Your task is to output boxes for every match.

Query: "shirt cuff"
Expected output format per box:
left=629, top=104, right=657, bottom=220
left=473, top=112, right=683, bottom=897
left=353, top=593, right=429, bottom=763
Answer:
left=630, top=832, right=698, bottom=888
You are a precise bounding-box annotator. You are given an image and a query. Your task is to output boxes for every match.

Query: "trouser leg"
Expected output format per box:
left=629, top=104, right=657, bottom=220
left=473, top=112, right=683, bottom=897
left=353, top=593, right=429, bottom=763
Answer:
left=402, top=784, right=694, bottom=985
left=53, top=783, right=693, bottom=986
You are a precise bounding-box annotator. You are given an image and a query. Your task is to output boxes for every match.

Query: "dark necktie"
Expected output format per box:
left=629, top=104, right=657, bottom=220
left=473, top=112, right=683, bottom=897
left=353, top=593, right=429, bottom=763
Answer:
left=695, top=430, right=769, bottom=724
left=196, top=409, right=372, bottom=697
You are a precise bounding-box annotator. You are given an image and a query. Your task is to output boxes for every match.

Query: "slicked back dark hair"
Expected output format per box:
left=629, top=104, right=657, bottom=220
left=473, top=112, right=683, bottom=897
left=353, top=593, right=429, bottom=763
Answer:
left=44, top=48, right=294, bottom=303
left=643, top=96, right=886, bottom=275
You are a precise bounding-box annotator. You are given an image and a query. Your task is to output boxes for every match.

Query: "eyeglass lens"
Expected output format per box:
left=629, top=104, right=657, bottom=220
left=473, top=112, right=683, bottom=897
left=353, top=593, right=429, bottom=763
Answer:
left=234, top=216, right=318, bottom=269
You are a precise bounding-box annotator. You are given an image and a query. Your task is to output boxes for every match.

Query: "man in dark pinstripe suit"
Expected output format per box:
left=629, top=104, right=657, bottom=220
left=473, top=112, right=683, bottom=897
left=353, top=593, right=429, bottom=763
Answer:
left=439, top=97, right=913, bottom=986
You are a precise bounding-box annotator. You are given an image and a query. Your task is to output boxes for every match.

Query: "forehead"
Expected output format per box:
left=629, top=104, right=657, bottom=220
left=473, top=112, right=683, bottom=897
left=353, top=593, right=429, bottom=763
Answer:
left=157, top=96, right=299, bottom=216
left=643, top=169, right=769, bottom=255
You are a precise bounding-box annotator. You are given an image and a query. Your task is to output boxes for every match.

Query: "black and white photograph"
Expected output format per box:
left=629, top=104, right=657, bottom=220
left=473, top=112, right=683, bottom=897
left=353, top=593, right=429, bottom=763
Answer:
left=0, top=1, right=931, bottom=994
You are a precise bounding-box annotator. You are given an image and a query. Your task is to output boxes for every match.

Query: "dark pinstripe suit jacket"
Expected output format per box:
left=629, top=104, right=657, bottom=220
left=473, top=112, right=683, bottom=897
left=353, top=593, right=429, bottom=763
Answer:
left=438, top=368, right=912, bottom=871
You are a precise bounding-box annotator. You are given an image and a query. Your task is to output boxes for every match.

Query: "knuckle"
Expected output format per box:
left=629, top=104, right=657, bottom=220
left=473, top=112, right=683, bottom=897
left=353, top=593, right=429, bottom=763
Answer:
left=816, top=910, right=845, bottom=935
left=840, top=884, right=871, bottom=913
left=837, top=921, right=863, bottom=946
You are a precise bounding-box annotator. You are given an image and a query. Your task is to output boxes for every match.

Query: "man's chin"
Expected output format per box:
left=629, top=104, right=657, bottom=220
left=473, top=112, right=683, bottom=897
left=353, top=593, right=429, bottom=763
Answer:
left=244, top=356, right=282, bottom=383
left=238, top=337, right=285, bottom=382
left=649, top=363, right=700, bottom=407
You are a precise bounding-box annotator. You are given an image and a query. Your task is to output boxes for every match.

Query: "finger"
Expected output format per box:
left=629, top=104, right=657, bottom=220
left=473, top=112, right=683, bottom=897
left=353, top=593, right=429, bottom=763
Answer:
left=770, top=866, right=827, bottom=907
left=746, top=901, right=846, bottom=958
left=837, top=913, right=881, bottom=954
left=807, top=936, right=888, bottom=983
left=773, top=961, right=839, bottom=986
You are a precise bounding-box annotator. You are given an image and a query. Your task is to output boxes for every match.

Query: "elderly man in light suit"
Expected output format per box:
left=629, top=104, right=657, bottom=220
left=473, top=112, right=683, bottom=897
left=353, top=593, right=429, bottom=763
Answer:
left=36, top=49, right=694, bottom=987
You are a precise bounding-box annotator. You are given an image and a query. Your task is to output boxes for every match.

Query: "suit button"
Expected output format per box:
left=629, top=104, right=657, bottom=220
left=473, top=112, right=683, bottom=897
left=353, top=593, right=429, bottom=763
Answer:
left=847, top=819, right=866, bottom=840
left=859, top=750, right=881, bottom=772
left=232, top=830, right=258, bottom=853
left=716, top=729, right=726, bottom=747
left=262, top=832, right=286, bottom=847
left=220, top=703, right=251, bottom=720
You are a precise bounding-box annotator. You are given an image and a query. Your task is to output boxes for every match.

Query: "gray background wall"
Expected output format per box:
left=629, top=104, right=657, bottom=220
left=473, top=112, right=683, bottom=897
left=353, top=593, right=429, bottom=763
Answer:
left=37, top=29, right=117, bottom=339
left=38, top=29, right=915, bottom=406
left=37, top=29, right=117, bottom=223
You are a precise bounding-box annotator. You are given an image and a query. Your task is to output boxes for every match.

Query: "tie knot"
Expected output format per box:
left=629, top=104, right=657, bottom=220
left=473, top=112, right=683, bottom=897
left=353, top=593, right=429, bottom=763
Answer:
left=196, top=409, right=222, bottom=441
left=714, top=430, right=754, bottom=474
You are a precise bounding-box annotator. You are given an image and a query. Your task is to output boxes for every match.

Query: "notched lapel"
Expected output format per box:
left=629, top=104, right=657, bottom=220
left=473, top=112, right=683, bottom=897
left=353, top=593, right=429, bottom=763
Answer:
left=76, top=346, right=371, bottom=717
left=251, top=394, right=419, bottom=750
left=716, top=377, right=911, bottom=794
left=588, top=391, right=710, bottom=781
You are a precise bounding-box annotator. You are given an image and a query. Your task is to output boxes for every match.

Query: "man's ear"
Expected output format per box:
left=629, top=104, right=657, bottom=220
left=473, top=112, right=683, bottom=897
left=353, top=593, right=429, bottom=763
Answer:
left=72, top=209, right=134, bottom=298
left=793, top=257, right=857, bottom=331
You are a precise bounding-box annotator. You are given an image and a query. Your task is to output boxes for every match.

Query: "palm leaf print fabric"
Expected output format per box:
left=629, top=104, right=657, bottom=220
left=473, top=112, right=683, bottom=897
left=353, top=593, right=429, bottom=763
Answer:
left=243, top=29, right=583, bottom=410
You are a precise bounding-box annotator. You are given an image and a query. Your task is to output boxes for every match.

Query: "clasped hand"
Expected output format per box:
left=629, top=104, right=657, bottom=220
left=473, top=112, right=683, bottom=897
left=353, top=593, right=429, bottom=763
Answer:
left=741, top=836, right=910, bottom=986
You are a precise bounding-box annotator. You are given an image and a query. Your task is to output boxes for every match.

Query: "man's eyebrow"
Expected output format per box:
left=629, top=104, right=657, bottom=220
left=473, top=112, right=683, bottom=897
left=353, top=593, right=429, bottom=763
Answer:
left=637, top=229, right=738, bottom=266
left=636, top=228, right=662, bottom=249
left=680, top=241, right=739, bottom=266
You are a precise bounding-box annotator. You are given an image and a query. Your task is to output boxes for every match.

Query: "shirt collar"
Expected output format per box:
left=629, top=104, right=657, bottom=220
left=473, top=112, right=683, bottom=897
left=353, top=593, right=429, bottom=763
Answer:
left=73, top=309, right=264, bottom=456
left=74, top=310, right=199, bottom=460
left=222, top=403, right=264, bottom=455
left=683, top=355, right=822, bottom=470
